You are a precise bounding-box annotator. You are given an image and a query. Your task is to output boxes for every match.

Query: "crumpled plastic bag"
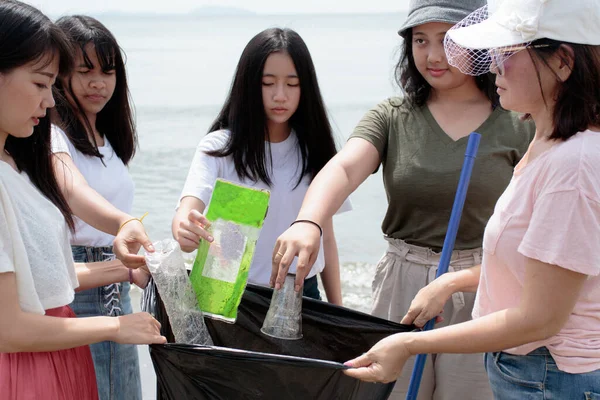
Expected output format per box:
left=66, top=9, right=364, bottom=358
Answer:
left=144, top=239, right=213, bottom=345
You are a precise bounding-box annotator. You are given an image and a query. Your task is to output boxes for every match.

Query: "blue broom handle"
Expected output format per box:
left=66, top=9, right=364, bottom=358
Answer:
left=405, top=133, right=481, bottom=400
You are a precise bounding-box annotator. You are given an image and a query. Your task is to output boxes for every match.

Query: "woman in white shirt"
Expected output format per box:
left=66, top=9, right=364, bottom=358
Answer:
left=0, top=2, right=165, bottom=399
left=173, top=28, right=351, bottom=304
left=51, top=15, right=143, bottom=400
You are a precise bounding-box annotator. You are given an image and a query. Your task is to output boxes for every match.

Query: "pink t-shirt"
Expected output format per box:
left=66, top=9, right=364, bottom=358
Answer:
left=473, top=130, right=600, bottom=374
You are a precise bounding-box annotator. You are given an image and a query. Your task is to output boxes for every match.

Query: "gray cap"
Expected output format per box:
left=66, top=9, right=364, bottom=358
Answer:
left=398, top=0, right=486, bottom=36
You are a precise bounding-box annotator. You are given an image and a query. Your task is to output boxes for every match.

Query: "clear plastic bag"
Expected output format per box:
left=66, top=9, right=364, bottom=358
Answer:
left=144, top=239, right=213, bottom=345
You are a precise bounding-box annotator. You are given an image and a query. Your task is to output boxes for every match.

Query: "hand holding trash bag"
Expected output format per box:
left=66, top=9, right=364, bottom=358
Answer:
left=271, top=220, right=321, bottom=291
left=343, top=332, right=412, bottom=383
left=113, top=312, right=167, bottom=345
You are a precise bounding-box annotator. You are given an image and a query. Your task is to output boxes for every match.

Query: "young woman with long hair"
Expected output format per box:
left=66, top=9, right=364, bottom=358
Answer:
left=173, top=27, right=351, bottom=303
left=50, top=15, right=145, bottom=400
left=0, top=2, right=165, bottom=399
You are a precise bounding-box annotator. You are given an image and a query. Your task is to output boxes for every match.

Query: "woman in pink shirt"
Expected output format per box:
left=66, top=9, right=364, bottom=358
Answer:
left=343, top=0, right=600, bottom=398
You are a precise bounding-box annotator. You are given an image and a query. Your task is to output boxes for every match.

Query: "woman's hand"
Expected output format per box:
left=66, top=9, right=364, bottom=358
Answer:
left=343, top=333, right=413, bottom=383
left=112, top=312, right=166, bottom=345
left=175, top=210, right=213, bottom=253
left=270, top=221, right=321, bottom=291
left=401, top=277, right=452, bottom=327
left=113, top=219, right=155, bottom=269
left=131, top=265, right=151, bottom=289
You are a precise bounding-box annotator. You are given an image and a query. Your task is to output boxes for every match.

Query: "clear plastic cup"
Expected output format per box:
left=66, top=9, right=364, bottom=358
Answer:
left=261, top=274, right=303, bottom=340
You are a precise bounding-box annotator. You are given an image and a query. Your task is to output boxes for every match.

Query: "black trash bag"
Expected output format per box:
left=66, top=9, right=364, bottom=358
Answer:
left=142, top=279, right=414, bottom=400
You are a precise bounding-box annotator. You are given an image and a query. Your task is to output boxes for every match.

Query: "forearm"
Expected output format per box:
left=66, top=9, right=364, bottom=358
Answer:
left=0, top=271, right=116, bottom=352
left=406, top=259, right=586, bottom=355
left=297, top=161, right=358, bottom=227
left=404, top=307, right=552, bottom=356
left=320, top=265, right=342, bottom=305
left=74, top=260, right=129, bottom=292
left=298, top=139, right=379, bottom=227
left=320, top=219, right=343, bottom=305
left=2, top=312, right=117, bottom=353
left=439, top=265, right=481, bottom=295
left=69, top=185, right=130, bottom=235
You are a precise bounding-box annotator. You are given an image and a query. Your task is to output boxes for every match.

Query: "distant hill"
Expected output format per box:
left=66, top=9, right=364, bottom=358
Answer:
left=189, top=6, right=255, bottom=16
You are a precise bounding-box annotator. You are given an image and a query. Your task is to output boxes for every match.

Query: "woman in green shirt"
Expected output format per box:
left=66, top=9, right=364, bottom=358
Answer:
left=270, top=0, right=534, bottom=399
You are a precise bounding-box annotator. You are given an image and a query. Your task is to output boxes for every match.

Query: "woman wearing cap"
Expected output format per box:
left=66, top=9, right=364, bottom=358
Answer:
left=344, top=0, right=600, bottom=398
left=271, top=0, right=533, bottom=398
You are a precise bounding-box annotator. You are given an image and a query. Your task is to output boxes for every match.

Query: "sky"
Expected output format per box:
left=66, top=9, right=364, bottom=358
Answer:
left=30, top=0, right=410, bottom=16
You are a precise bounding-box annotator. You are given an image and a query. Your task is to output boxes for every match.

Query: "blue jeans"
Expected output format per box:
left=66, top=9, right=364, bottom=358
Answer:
left=302, top=275, right=322, bottom=300
left=485, top=347, right=600, bottom=400
left=71, top=245, right=142, bottom=400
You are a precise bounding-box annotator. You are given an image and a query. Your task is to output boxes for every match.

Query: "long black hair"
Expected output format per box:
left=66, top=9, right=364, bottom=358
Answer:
left=54, top=15, right=137, bottom=165
left=397, top=28, right=499, bottom=107
left=208, top=27, right=337, bottom=187
left=0, top=0, right=75, bottom=230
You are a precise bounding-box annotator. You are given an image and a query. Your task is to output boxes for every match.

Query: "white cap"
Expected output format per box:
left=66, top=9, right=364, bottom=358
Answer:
left=448, top=0, right=600, bottom=50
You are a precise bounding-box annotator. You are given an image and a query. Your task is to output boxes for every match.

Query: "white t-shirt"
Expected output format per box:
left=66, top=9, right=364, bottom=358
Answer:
left=51, top=126, right=135, bottom=247
left=179, top=129, right=352, bottom=285
left=0, top=161, right=78, bottom=314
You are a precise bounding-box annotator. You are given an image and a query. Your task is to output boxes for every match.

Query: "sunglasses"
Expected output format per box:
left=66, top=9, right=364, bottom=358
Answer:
left=488, top=44, right=552, bottom=75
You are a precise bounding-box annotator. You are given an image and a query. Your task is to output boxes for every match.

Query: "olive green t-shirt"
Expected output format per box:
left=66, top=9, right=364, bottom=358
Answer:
left=350, top=97, right=535, bottom=251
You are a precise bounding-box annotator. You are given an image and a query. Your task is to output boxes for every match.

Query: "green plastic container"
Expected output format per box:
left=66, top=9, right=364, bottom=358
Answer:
left=190, top=179, right=270, bottom=323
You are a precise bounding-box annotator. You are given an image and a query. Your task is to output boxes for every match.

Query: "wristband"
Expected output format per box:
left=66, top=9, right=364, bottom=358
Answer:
left=290, top=219, right=323, bottom=237
left=117, top=212, right=149, bottom=235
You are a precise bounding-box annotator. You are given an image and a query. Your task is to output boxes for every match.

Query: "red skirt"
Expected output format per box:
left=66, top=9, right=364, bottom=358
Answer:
left=0, top=305, right=99, bottom=400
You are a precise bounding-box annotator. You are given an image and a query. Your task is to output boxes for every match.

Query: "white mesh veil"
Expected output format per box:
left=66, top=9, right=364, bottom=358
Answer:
left=444, top=5, right=533, bottom=76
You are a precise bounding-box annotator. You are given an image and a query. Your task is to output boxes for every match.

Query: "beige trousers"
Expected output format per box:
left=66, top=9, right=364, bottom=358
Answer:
left=371, top=237, right=493, bottom=400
